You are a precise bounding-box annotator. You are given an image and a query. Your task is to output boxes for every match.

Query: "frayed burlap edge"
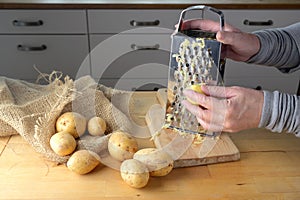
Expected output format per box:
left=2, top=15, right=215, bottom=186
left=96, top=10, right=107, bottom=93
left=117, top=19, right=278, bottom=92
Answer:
left=19, top=76, right=75, bottom=163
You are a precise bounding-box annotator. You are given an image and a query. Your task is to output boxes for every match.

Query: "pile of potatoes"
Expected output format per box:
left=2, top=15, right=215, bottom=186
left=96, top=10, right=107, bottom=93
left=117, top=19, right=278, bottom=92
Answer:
left=108, top=131, right=174, bottom=188
left=50, top=111, right=174, bottom=189
left=50, top=111, right=106, bottom=174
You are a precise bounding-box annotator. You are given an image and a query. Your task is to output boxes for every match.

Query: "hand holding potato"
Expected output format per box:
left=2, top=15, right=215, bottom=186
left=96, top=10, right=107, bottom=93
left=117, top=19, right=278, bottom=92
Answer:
left=183, top=85, right=263, bottom=133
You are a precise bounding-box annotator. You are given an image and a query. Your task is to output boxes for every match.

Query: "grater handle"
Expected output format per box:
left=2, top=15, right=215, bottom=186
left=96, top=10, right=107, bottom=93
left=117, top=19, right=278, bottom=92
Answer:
left=176, top=5, right=224, bottom=33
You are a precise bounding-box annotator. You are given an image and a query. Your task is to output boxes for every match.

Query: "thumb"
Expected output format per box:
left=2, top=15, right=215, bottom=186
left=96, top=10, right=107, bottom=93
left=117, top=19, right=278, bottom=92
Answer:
left=201, top=85, right=233, bottom=98
left=216, top=31, right=237, bottom=45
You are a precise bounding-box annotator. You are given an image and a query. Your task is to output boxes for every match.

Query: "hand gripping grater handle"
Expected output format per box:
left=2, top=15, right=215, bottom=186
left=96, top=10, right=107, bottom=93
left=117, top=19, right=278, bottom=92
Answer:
left=176, top=5, right=225, bottom=80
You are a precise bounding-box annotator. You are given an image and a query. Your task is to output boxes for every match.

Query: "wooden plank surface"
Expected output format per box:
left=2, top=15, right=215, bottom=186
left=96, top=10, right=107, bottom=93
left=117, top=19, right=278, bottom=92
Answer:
left=1, top=91, right=300, bottom=199
left=1, top=129, right=300, bottom=199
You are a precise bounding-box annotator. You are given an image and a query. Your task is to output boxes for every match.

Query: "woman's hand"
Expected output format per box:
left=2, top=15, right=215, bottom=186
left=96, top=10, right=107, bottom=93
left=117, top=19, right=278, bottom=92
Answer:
left=181, top=19, right=261, bottom=62
left=182, top=85, right=264, bottom=133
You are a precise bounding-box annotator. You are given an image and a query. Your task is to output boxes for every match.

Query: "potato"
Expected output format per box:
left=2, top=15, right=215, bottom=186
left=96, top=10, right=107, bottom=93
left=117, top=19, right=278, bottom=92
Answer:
left=120, top=159, right=149, bottom=188
left=67, top=150, right=100, bottom=175
left=108, top=131, right=138, bottom=161
left=50, top=131, right=76, bottom=156
left=87, top=116, right=106, bottom=136
left=56, top=112, right=87, bottom=138
left=187, top=83, right=206, bottom=105
left=133, top=148, right=174, bottom=177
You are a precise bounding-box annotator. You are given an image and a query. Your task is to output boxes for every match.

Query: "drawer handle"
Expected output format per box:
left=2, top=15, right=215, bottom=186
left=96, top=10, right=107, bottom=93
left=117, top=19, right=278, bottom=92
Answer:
left=243, top=19, right=273, bottom=26
left=13, top=20, right=43, bottom=27
left=131, top=44, right=160, bottom=50
left=130, top=20, right=160, bottom=27
left=255, top=85, right=262, bottom=90
left=17, top=44, right=47, bottom=51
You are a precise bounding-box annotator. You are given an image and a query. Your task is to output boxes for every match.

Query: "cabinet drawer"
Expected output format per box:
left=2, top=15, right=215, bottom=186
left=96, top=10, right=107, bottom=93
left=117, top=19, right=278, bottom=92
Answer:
left=0, top=35, right=90, bottom=81
left=222, top=10, right=300, bottom=32
left=88, top=9, right=182, bottom=34
left=90, top=34, right=171, bottom=79
left=0, top=10, right=87, bottom=34
left=225, top=76, right=299, bottom=94
left=98, top=78, right=167, bottom=91
left=224, top=60, right=288, bottom=78
left=224, top=60, right=300, bottom=94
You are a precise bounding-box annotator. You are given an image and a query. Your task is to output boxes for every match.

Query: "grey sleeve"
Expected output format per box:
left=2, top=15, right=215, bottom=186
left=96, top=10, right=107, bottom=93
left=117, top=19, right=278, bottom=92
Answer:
left=259, top=91, right=300, bottom=136
left=247, top=22, right=300, bottom=73
left=245, top=23, right=300, bottom=135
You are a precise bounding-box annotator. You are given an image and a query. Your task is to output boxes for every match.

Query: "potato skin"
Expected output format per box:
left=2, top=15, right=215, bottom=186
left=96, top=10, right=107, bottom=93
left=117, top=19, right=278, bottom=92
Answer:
left=87, top=116, right=106, bottom=136
left=133, top=148, right=174, bottom=177
left=67, top=150, right=100, bottom=175
left=108, top=131, right=138, bottom=161
left=50, top=131, right=76, bottom=156
left=120, top=159, right=149, bottom=188
left=56, top=112, right=87, bottom=138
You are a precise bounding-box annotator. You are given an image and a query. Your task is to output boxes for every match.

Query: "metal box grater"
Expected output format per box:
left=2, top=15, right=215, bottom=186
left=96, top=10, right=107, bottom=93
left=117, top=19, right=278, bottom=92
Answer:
left=164, top=5, right=226, bottom=139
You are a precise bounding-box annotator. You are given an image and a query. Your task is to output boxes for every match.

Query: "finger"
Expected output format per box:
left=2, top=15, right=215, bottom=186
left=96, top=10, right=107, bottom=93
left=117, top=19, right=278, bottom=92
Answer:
left=183, top=100, right=225, bottom=132
left=182, top=99, right=211, bottom=122
left=217, top=31, right=232, bottom=44
left=196, top=117, right=224, bottom=132
left=183, top=89, right=211, bottom=109
left=181, top=19, right=221, bottom=32
left=182, top=100, right=206, bottom=119
left=182, top=19, right=239, bottom=32
left=201, top=85, right=233, bottom=99
left=217, top=31, right=246, bottom=45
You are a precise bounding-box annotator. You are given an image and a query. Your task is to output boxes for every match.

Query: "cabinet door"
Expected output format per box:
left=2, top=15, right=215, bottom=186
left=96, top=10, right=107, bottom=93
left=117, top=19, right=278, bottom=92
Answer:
left=99, top=78, right=167, bottom=91
left=88, top=9, right=181, bottom=34
left=0, top=35, right=90, bottom=82
left=0, top=10, right=87, bottom=34
left=222, top=10, right=300, bottom=32
left=90, top=34, right=171, bottom=80
left=221, top=9, right=300, bottom=94
left=225, top=75, right=300, bottom=95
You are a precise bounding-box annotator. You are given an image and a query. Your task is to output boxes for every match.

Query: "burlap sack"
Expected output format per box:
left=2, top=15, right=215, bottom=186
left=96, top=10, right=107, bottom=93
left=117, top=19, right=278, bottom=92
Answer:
left=0, top=73, right=134, bottom=164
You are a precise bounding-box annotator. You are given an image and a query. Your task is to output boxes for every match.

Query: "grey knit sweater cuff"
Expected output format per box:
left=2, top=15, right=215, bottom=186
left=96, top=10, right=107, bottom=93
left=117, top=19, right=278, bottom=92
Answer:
left=259, top=90, right=300, bottom=136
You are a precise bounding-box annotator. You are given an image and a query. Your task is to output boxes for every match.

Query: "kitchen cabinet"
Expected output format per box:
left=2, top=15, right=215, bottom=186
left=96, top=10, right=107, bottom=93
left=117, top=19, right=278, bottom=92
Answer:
left=89, top=9, right=300, bottom=93
left=0, top=10, right=90, bottom=83
left=0, top=8, right=299, bottom=93
left=88, top=9, right=223, bottom=91
left=88, top=9, right=183, bottom=91
left=221, top=9, right=300, bottom=94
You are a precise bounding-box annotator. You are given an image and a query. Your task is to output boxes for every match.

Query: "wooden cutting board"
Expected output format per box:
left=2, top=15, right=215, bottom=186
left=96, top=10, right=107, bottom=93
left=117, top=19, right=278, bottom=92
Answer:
left=145, top=89, right=240, bottom=168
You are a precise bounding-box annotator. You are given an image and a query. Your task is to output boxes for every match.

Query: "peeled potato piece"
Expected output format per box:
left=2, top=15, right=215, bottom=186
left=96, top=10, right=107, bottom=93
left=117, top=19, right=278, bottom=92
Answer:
left=133, top=148, right=174, bottom=177
left=187, top=83, right=206, bottom=105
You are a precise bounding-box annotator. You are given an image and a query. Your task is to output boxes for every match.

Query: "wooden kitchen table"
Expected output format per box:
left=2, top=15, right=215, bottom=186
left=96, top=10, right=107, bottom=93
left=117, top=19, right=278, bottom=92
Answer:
left=1, top=91, right=300, bottom=200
